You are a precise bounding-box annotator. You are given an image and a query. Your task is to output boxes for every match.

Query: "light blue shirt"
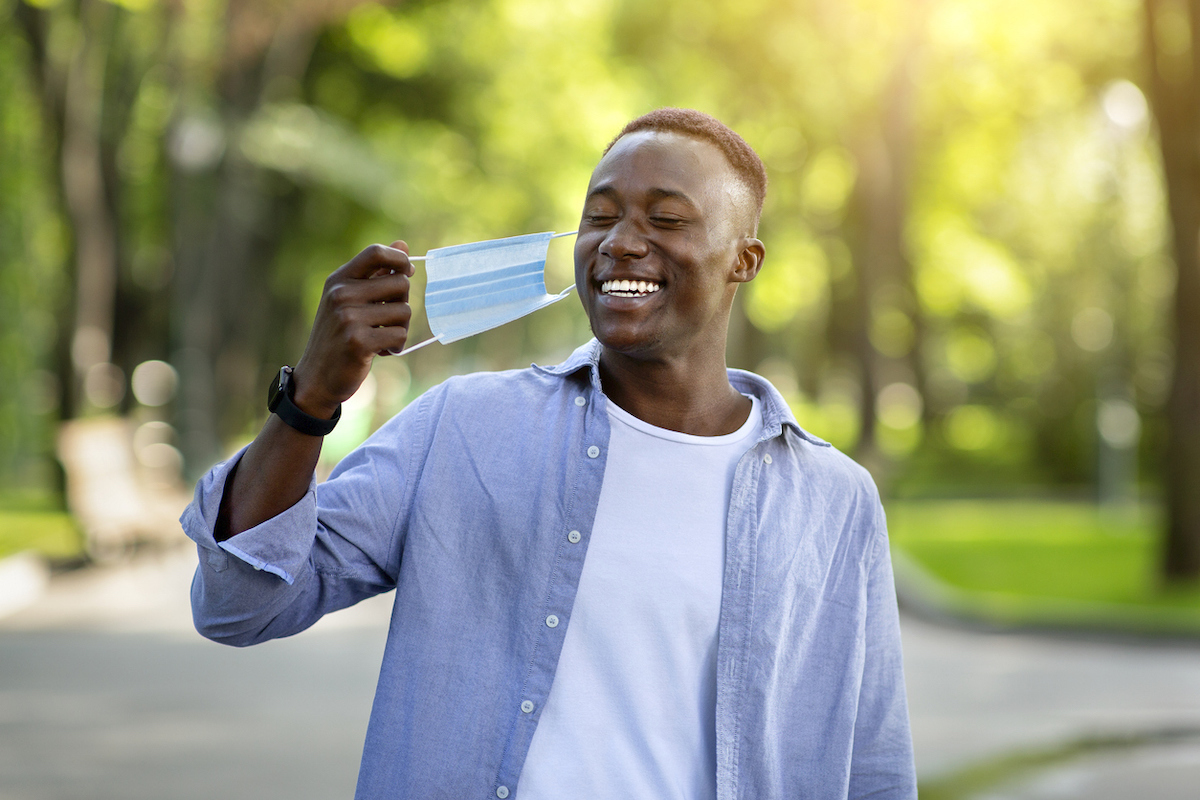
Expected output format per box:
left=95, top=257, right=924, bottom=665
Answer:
left=183, top=340, right=917, bottom=800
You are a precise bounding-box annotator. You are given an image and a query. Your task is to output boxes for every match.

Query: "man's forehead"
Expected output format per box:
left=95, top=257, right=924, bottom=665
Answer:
left=585, top=129, right=753, bottom=231
left=590, top=130, right=734, bottom=188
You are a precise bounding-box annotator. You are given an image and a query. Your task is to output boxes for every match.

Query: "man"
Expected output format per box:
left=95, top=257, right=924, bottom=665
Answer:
left=184, top=108, right=917, bottom=799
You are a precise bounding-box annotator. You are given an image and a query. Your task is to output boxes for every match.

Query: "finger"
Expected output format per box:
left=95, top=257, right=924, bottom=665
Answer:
left=353, top=299, right=413, bottom=329
left=391, top=240, right=415, bottom=277
left=327, top=272, right=411, bottom=307
left=359, top=325, right=409, bottom=356
left=334, top=243, right=412, bottom=281
left=361, top=271, right=411, bottom=303
left=369, top=242, right=413, bottom=279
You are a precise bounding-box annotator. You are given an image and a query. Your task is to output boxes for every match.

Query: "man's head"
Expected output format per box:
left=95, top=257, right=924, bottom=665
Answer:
left=604, top=108, right=767, bottom=236
left=575, top=110, right=767, bottom=364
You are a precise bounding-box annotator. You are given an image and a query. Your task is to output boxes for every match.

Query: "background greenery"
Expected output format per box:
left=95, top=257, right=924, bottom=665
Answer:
left=1, top=0, right=1197, bottom=609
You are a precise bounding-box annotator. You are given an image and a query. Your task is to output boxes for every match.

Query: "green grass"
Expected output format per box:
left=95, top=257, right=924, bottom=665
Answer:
left=917, top=728, right=1200, bottom=800
left=886, top=500, right=1200, bottom=635
left=0, top=510, right=85, bottom=562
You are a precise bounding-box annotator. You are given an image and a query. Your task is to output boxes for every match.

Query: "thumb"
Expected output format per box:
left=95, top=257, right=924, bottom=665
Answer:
left=390, top=241, right=415, bottom=277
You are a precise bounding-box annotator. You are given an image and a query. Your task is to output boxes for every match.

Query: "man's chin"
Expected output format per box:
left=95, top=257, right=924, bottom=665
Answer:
left=594, top=330, right=665, bottom=363
left=591, top=316, right=647, bottom=344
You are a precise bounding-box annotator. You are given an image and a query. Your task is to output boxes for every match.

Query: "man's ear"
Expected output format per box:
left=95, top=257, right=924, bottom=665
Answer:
left=731, top=238, right=765, bottom=283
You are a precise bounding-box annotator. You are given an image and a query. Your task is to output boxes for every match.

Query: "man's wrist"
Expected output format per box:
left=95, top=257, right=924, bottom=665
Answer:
left=267, top=366, right=341, bottom=436
left=289, top=372, right=341, bottom=420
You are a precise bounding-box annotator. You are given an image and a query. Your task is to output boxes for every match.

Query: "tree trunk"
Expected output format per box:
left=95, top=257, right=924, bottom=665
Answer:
left=844, top=9, right=926, bottom=478
left=169, top=2, right=350, bottom=475
left=13, top=0, right=123, bottom=419
left=1144, top=0, right=1200, bottom=582
left=61, top=0, right=119, bottom=409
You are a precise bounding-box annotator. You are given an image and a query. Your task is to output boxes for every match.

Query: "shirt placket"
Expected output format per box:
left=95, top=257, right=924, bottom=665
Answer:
left=489, top=379, right=610, bottom=799
left=715, top=432, right=775, bottom=800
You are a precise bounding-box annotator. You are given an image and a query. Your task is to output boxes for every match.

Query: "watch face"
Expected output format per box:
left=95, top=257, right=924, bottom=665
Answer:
left=267, top=367, right=289, bottom=411
left=265, top=364, right=338, bottom=435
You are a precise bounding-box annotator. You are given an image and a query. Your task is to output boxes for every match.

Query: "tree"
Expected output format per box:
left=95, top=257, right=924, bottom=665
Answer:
left=12, top=0, right=374, bottom=472
left=1143, top=0, right=1200, bottom=581
left=3, top=0, right=1182, bottom=528
left=0, top=3, right=64, bottom=492
left=13, top=0, right=129, bottom=420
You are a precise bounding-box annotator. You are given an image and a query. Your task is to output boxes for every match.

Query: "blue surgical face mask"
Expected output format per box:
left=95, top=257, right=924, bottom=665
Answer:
left=400, top=231, right=576, bottom=354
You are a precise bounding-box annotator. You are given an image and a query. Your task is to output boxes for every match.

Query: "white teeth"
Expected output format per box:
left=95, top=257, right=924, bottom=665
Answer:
left=601, top=279, right=661, bottom=296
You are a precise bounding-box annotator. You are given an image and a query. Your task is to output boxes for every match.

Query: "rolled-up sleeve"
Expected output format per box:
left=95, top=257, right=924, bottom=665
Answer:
left=182, top=391, right=430, bottom=647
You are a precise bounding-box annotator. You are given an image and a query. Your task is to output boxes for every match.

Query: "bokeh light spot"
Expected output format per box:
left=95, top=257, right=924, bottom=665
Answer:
left=1098, top=399, right=1140, bottom=449
left=877, top=382, right=923, bottom=430
left=1071, top=307, right=1114, bottom=352
left=944, top=405, right=999, bottom=451
left=131, top=360, right=179, bottom=407
left=945, top=329, right=997, bottom=384
left=84, top=363, right=126, bottom=409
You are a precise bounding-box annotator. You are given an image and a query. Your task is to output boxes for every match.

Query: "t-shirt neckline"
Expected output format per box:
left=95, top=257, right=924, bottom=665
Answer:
left=605, top=394, right=762, bottom=446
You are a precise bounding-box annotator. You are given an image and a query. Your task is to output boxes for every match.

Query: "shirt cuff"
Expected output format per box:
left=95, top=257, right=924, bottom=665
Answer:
left=216, top=540, right=296, bottom=584
left=179, top=445, right=317, bottom=585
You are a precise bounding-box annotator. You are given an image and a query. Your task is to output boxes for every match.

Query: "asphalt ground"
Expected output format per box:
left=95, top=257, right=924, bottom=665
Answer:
left=2, top=547, right=1199, bottom=799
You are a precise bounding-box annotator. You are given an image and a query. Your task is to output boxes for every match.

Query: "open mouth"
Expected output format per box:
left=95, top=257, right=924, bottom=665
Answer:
left=601, top=279, right=661, bottom=297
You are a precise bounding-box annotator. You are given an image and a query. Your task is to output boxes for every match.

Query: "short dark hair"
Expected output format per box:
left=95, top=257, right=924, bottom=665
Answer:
left=604, top=108, right=768, bottom=229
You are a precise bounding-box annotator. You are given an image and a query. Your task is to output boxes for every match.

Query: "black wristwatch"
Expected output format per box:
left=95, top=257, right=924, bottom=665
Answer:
left=267, top=366, right=341, bottom=436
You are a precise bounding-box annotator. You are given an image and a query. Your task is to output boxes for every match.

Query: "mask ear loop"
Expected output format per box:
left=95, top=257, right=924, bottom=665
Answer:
left=391, top=230, right=578, bottom=356
left=548, top=230, right=579, bottom=301
left=382, top=253, right=436, bottom=355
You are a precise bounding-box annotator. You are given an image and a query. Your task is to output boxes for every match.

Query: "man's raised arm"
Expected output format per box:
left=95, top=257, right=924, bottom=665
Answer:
left=214, top=242, right=415, bottom=541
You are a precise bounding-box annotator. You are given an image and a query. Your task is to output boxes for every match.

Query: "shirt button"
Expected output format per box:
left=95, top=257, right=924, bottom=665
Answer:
left=497, top=787, right=509, bottom=798
left=587, top=445, right=600, bottom=458
left=574, top=396, right=586, bottom=406
left=567, top=530, right=581, bottom=544
left=521, top=700, right=534, bottom=713
left=546, top=614, right=559, bottom=628
left=763, top=453, right=773, bottom=464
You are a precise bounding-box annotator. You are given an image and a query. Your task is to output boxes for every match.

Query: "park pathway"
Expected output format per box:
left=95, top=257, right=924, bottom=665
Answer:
left=2, top=546, right=1199, bottom=799
left=902, top=614, right=1200, bottom=797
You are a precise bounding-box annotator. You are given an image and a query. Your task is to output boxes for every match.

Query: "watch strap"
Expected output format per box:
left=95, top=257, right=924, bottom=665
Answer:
left=271, top=366, right=341, bottom=436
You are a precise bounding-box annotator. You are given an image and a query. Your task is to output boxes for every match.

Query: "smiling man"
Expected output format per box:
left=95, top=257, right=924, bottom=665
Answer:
left=183, top=108, right=917, bottom=799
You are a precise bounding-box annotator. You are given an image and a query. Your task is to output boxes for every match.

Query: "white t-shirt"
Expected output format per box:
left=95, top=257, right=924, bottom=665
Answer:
left=517, top=395, right=764, bottom=799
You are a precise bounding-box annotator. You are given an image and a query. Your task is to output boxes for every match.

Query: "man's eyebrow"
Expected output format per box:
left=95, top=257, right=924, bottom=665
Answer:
left=646, top=187, right=697, bottom=206
left=584, top=185, right=619, bottom=203
left=584, top=184, right=699, bottom=206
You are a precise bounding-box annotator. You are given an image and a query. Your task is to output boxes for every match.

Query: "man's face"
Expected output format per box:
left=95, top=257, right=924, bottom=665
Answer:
left=574, top=130, right=762, bottom=363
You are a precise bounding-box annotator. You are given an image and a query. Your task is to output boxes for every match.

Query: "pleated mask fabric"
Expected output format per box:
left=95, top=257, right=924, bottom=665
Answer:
left=402, top=231, right=575, bottom=353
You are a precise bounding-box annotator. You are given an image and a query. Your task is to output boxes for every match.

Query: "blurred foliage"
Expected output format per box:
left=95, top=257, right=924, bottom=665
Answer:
left=0, top=0, right=1175, bottom=509
left=0, top=1, right=66, bottom=495
left=0, top=510, right=84, bottom=561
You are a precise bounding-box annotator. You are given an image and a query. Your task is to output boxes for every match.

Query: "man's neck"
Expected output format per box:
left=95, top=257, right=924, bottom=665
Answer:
left=598, top=348, right=751, bottom=436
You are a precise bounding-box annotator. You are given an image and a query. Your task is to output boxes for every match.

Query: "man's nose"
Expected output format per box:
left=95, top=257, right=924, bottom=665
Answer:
left=598, top=218, right=650, bottom=261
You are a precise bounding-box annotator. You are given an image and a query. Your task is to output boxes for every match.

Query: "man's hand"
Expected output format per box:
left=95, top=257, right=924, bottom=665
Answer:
left=290, top=242, right=415, bottom=418
left=214, top=241, right=415, bottom=541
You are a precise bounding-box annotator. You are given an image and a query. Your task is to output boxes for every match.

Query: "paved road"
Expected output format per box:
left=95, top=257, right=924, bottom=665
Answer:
left=2, top=547, right=1200, bottom=799
left=901, top=614, right=1200, bottom=777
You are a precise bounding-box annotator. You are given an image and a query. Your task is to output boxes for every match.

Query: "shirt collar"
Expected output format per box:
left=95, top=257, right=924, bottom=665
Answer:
left=534, top=340, right=829, bottom=448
